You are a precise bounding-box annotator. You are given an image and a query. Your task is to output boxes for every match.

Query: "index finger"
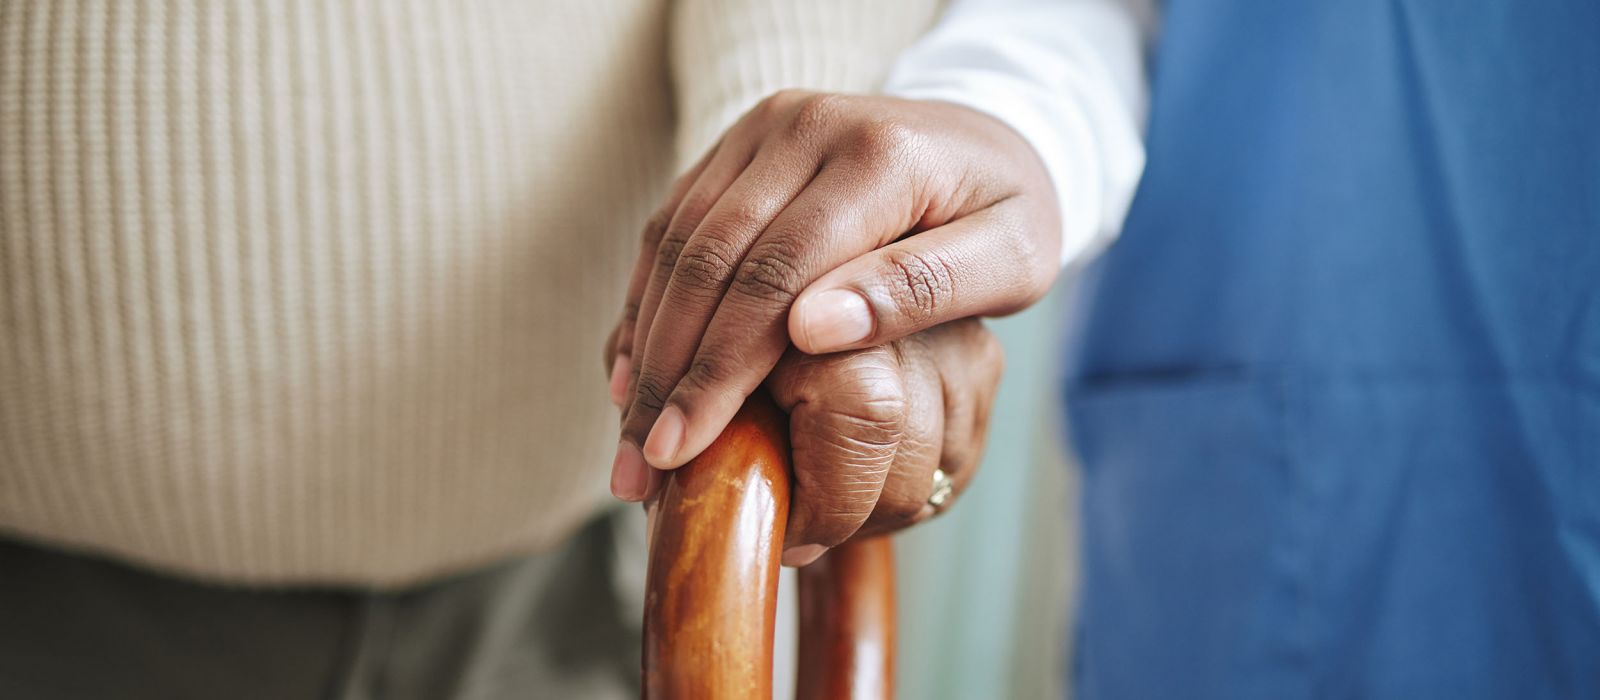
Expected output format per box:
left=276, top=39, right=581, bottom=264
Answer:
left=608, top=146, right=718, bottom=405
left=627, top=163, right=918, bottom=470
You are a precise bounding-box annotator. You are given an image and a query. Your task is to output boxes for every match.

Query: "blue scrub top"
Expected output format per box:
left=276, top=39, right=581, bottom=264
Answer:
left=1064, top=2, right=1600, bottom=698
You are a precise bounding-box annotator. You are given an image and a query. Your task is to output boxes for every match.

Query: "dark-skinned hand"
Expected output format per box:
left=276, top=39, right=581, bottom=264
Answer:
left=606, top=319, right=1003, bottom=566
left=606, top=91, right=1058, bottom=552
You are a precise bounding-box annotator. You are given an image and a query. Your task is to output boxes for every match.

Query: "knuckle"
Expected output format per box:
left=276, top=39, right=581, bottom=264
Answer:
left=847, top=117, right=920, bottom=161
left=699, top=206, right=767, bottom=241
left=851, top=384, right=907, bottom=433
left=786, top=93, right=845, bottom=142
left=632, top=375, right=671, bottom=415
left=794, top=367, right=906, bottom=452
left=884, top=249, right=957, bottom=323
left=819, top=406, right=903, bottom=460
left=671, top=241, right=740, bottom=293
left=653, top=235, right=689, bottom=274
left=733, top=248, right=806, bottom=304
left=825, top=357, right=907, bottom=428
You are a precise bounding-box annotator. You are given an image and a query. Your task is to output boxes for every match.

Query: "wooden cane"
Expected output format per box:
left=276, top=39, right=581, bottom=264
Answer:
left=642, top=390, right=896, bottom=699
left=795, top=537, right=896, bottom=700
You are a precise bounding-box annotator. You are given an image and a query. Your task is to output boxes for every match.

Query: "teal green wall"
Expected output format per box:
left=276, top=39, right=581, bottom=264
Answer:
left=893, top=284, right=1081, bottom=699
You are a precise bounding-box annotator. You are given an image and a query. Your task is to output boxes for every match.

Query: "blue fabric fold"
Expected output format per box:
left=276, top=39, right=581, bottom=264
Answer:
left=1064, top=1, right=1600, bottom=697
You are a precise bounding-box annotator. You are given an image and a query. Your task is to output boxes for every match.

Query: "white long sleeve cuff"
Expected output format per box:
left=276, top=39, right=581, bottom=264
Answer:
left=884, top=0, right=1150, bottom=268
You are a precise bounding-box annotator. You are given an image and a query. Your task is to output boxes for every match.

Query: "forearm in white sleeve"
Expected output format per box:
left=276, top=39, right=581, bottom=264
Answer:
left=883, top=0, right=1151, bottom=268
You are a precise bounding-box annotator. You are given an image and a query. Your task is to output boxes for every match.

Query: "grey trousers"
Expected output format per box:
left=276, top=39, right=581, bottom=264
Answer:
left=0, top=509, right=645, bottom=699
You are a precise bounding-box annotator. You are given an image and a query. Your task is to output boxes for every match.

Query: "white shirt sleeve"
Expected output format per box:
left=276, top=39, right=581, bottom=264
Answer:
left=883, top=0, right=1153, bottom=268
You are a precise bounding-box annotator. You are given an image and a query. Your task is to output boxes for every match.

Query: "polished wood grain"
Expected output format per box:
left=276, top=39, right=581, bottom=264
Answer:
left=796, top=538, right=896, bottom=700
left=643, top=391, right=791, bottom=699
left=642, top=390, right=900, bottom=699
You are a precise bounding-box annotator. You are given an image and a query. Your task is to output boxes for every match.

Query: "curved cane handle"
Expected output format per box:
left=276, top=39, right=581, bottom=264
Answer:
left=643, top=392, right=791, bottom=699
left=642, top=391, right=896, bottom=700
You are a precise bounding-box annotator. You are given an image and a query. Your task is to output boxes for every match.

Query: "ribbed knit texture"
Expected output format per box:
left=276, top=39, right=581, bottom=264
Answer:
left=0, top=0, right=937, bottom=587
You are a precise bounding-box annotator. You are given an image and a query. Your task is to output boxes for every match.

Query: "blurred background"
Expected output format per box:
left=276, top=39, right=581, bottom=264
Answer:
left=893, top=282, right=1080, bottom=700
left=739, top=281, right=1084, bottom=699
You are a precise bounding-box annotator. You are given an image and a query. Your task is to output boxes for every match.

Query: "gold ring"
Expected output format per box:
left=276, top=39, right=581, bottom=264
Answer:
left=928, top=468, right=954, bottom=509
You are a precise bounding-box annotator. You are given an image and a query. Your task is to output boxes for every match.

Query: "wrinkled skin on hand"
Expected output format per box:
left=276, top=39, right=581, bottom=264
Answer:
left=765, top=319, right=1002, bottom=564
left=605, top=90, right=1052, bottom=561
left=606, top=318, right=1002, bottom=566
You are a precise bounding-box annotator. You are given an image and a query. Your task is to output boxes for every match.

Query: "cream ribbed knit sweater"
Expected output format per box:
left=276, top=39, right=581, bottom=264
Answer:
left=0, top=0, right=938, bottom=586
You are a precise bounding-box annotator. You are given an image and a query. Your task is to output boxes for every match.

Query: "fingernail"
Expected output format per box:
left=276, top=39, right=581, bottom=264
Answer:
left=608, top=355, right=630, bottom=408
left=799, top=289, right=873, bottom=351
left=643, top=405, right=685, bottom=467
left=610, top=441, right=649, bottom=501
left=782, top=544, right=828, bottom=568
left=642, top=468, right=664, bottom=502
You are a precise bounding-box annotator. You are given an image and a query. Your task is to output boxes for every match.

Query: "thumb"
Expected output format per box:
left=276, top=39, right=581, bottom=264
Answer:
left=787, top=202, right=1058, bottom=355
